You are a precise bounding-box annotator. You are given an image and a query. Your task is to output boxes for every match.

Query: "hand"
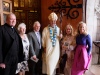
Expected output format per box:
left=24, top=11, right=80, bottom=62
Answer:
left=88, top=51, right=91, bottom=56
left=62, top=45, right=69, bottom=50
left=0, top=63, right=5, bottom=69
left=59, top=31, right=63, bottom=39
left=59, top=33, right=63, bottom=39
left=32, top=55, right=37, bottom=60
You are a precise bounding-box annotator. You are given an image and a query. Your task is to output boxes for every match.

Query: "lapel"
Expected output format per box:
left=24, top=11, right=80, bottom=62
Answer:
left=4, top=24, right=15, bottom=39
left=33, top=31, right=40, bottom=45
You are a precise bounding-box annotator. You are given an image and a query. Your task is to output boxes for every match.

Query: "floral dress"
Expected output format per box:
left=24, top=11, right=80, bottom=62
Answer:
left=60, top=35, right=76, bottom=75
left=16, top=34, right=29, bottom=74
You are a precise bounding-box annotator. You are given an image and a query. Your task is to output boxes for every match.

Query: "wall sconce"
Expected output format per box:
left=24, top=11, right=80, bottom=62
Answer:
left=15, top=10, right=23, bottom=12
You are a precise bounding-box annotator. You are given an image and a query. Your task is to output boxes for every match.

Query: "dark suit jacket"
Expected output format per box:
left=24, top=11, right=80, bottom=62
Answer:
left=0, top=23, right=24, bottom=64
left=28, top=31, right=42, bottom=57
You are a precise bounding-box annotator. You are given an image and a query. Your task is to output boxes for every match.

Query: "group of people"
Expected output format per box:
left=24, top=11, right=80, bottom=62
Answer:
left=0, top=12, right=92, bottom=75
left=60, top=22, right=92, bottom=75
left=42, top=12, right=92, bottom=75
left=16, top=21, right=42, bottom=75
left=0, top=13, right=42, bottom=75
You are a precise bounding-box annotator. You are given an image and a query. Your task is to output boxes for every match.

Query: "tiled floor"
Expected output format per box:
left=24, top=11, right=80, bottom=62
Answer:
left=84, top=65, right=100, bottom=75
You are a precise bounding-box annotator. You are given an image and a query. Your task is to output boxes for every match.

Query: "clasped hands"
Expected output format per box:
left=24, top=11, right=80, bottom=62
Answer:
left=62, top=45, right=69, bottom=50
left=31, top=55, right=37, bottom=60
left=0, top=63, right=5, bottom=69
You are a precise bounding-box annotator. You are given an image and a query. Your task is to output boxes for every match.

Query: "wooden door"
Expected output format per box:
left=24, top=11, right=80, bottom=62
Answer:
left=11, top=0, right=41, bottom=33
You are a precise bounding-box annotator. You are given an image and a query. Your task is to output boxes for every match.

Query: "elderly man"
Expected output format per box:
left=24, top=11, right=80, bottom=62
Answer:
left=42, top=12, right=62, bottom=75
left=0, top=13, right=24, bottom=75
left=28, top=21, right=42, bottom=75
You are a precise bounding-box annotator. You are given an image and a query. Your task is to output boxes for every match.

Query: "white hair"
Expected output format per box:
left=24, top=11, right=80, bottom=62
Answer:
left=33, top=21, right=41, bottom=27
left=17, top=23, right=26, bottom=31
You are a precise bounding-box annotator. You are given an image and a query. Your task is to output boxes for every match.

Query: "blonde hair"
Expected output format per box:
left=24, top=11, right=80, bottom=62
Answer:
left=77, top=21, right=87, bottom=35
left=48, top=12, right=58, bottom=21
left=64, top=24, right=74, bottom=36
left=17, top=23, right=26, bottom=31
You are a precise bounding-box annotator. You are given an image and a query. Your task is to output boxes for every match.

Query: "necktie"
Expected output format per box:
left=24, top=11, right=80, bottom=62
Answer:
left=36, top=32, right=41, bottom=48
left=37, top=32, right=40, bottom=43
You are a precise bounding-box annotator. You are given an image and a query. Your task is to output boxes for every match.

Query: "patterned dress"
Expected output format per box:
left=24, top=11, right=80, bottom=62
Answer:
left=60, top=35, right=76, bottom=75
left=16, top=34, right=29, bottom=74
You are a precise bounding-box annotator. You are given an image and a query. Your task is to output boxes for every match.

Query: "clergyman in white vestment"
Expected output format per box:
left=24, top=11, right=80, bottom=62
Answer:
left=42, top=12, right=62, bottom=75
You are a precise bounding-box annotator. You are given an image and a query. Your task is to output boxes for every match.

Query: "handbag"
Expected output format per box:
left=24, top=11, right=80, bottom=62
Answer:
left=59, top=52, right=67, bottom=73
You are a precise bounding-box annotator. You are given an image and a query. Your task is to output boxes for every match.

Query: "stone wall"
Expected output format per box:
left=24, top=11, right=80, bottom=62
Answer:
left=86, top=0, right=99, bottom=64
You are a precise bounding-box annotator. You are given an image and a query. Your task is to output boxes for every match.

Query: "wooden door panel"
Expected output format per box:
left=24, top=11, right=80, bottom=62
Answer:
left=11, top=0, right=41, bottom=33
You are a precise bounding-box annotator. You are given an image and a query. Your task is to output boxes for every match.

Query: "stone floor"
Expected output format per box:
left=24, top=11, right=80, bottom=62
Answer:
left=83, top=65, right=100, bottom=75
left=16, top=65, right=100, bottom=75
left=59, top=65, right=100, bottom=75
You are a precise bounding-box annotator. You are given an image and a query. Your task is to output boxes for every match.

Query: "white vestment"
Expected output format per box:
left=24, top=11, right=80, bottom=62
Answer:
left=42, top=26, right=60, bottom=75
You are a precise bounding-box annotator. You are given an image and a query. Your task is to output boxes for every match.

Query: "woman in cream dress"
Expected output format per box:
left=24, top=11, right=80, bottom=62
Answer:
left=42, top=12, right=62, bottom=75
left=60, top=24, right=76, bottom=75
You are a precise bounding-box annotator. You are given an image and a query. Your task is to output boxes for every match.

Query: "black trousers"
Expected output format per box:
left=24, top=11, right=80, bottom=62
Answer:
left=0, top=56, right=18, bottom=75
left=28, top=57, right=42, bottom=75
left=28, top=50, right=42, bottom=75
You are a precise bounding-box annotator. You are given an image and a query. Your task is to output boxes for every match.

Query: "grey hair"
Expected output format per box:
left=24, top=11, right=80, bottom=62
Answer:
left=33, top=21, right=41, bottom=27
left=17, top=23, right=26, bottom=31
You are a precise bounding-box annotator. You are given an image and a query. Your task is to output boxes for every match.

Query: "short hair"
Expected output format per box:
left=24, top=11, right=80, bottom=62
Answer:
left=6, top=13, right=16, bottom=21
left=33, top=21, right=41, bottom=27
left=48, top=12, right=58, bottom=21
left=17, top=23, right=26, bottom=31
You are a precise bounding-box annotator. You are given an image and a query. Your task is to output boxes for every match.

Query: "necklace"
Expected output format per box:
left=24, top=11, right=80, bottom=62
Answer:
left=48, top=25, right=57, bottom=47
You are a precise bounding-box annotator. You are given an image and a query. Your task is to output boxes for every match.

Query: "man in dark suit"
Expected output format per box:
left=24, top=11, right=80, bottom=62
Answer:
left=28, top=21, right=42, bottom=75
left=0, top=13, right=24, bottom=75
